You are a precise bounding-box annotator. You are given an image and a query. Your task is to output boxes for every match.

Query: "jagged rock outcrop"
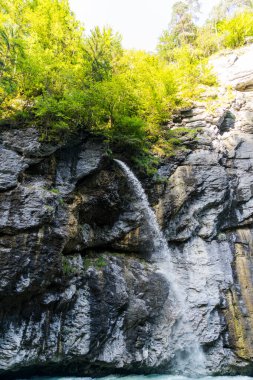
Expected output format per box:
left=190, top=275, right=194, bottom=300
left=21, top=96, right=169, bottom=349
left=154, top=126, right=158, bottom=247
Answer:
left=1, top=45, right=253, bottom=378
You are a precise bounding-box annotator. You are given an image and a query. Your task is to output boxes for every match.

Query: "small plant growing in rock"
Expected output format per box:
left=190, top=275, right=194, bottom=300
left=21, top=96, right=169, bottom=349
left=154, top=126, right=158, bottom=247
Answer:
left=49, top=188, right=60, bottom=195
left=62, top=257, right=76, bottom=276
left=83, top=255, right=108, bottom=270
left=96, top=256, right=107, bottom=268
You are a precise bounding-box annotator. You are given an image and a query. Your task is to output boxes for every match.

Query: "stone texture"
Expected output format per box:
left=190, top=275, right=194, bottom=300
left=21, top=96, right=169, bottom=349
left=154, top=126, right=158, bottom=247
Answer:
left=0, top=147, right=27, bottom=191
left=1, top=128, right=60, bottom=158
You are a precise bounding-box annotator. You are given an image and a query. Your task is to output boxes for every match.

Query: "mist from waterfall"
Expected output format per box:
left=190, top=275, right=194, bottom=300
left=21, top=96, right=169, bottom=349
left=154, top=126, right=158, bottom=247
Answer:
left=115, top=159, right=206, bottom=376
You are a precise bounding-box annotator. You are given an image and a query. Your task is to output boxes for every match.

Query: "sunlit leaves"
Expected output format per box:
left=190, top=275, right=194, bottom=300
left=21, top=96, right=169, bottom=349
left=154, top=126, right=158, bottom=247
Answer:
left=84, top=26, right=123, bottom=82
left=3, top=0, right=253, bottom=173
left=217, top=11, right=253, bottom=48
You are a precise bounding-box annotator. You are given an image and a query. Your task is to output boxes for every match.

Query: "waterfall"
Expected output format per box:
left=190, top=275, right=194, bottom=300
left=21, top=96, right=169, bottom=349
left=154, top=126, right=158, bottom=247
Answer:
left=114, top=159, right=168, bottom=259
left=115, top=159, right=206, bottom=376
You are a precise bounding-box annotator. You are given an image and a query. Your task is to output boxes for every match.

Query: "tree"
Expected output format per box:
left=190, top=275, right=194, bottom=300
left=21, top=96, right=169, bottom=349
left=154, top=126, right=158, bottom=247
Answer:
left=158, top=0, right=200, bottom=61
left=217, top=10, right=253, bottom=48
left=170, top=0, right=200, bottom=45
left=84, top=26, right=123, bottom=82
left=210, top=0, right=253, bottom=23
left=0, top=0, right=218, bottom=172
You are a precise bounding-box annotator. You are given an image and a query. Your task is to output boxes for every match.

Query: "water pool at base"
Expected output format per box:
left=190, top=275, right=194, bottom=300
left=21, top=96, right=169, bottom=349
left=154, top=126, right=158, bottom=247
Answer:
left=22, top=375, right=253, bottom=380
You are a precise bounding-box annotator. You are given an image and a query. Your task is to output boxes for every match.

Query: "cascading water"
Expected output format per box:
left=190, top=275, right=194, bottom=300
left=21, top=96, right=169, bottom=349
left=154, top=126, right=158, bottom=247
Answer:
left=115, top=159, right=206, bottom=376
left=114, top=159, right=169, bottom=258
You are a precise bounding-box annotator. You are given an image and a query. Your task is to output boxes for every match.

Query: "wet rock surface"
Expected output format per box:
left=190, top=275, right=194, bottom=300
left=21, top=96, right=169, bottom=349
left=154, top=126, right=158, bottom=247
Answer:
left=2, top=45, right=253, bottom=378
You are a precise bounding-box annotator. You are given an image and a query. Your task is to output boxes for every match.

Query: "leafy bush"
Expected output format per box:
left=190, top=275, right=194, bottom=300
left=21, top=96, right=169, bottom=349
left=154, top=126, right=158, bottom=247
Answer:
left=218, top=11, right=253, bottom=48
left=2, top=0, right=252, bottom=174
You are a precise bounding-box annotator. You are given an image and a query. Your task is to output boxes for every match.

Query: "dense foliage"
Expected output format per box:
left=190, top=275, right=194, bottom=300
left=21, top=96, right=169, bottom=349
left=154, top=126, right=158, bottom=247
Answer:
left=0, top=0, right=253, bottom=172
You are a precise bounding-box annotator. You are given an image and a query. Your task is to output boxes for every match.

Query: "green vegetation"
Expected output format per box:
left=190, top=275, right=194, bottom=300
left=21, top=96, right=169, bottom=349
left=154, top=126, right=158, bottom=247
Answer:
left=62, top=256, right=77, bottom=276
left=0, top=0, right=253, bottom=172
left=217, top=11, right=253, bottom=48
left=83, top=255, right=108, bottom=270
left=49, top=188, right=60, bottom=195
left=158, top=0, right=253, bottom=61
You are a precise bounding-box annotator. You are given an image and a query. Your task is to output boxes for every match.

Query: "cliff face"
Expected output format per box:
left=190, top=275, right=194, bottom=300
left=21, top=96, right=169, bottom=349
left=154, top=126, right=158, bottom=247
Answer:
left=1, top=45, right=253, bottom=378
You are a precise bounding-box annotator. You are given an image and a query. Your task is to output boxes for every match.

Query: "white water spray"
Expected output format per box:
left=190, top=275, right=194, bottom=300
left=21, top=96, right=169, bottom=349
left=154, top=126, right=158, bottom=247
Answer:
left=115, top=159, right=169, bottom=258
left=115, top=159, right=206, bottom=376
